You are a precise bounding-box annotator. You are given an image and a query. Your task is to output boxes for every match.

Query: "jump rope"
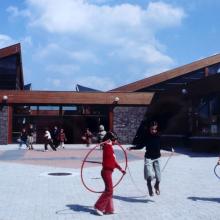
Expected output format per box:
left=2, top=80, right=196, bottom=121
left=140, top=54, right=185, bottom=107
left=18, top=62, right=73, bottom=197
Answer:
left=214, top=164, right=220, bottom=179
left=81, top=141, right=174, bottom=196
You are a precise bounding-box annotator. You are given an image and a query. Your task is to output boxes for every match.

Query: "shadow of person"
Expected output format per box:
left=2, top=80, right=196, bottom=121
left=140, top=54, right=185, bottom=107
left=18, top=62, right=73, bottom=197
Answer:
left=188, top=196, right=220, bottom=203
left=56, top=204, right=94, bottom=215
left=113, top=195, right=154, bottom=203
left=66, top=204, right=94, bottom=213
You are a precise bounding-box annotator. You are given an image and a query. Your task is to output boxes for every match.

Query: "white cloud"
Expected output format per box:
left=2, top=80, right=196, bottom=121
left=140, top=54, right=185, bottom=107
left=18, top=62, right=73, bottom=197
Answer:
left=0, top=34, right=15, bottom=48
left=25, top=1, right=185, bottom=38
left=145, top=2, right=185, bottom=29
left=7, top=1, right=186, bottom=90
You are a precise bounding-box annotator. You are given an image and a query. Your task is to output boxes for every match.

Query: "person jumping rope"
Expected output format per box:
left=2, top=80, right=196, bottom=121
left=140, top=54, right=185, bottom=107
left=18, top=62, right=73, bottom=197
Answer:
left=128, top=121, right=172, bottom=197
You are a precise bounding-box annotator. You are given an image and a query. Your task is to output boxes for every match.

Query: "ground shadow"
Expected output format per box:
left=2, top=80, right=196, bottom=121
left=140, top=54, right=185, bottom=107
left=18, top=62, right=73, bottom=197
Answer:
left=66, top=204, right=94, bottom=213
left=114, top=195, right=154, bottom=203
left=188, top=196, right=220, bottom=203
left=56, top=204, right=94, bottom=215
left=165, top=146, right=218, bottom=158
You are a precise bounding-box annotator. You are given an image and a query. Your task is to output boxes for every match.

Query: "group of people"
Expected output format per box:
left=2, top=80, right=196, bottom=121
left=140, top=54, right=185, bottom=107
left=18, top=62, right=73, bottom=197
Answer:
left=18, top=121, right=167, bottom=216
left=43, top=126, right=67, bottom=151
left=18, top=124, right=36, bottom=150
left=93, top=121, right=168, bottom=216
left=18, top=125, right=67, bottom=152
left=81, top=124, right=107, bottom=146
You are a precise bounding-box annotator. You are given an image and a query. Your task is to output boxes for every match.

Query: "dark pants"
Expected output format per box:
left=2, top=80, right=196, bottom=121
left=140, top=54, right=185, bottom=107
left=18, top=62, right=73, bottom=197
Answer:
left=53, top=139, right=60, bottom=148
left=44, top=139, right=56, bottom=151
left=94, top=169, right=114, bottom=213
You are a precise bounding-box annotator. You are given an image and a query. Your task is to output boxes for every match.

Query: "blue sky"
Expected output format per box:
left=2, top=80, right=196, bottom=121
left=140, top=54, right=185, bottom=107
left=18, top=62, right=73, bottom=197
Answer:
left=1, top=0, right=220, bottom=91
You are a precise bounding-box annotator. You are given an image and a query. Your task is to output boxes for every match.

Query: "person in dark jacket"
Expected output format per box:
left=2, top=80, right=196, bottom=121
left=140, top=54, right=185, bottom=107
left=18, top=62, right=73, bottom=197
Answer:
left=128, top=121, right=164, bottom=196
left=94, top=131, right=126, bottom=216
left=18, top=128, right=29, bottom=149
left=51, top=126, right=59, bottom=149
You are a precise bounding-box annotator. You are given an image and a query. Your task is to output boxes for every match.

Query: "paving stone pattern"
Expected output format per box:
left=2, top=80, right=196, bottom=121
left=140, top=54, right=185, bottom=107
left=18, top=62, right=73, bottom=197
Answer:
left=0, top=144, right=219, bottom=220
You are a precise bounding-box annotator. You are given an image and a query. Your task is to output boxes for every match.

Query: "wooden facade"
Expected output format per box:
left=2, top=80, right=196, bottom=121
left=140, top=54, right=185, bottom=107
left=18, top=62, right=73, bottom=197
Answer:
left=0, top=44, right=24, bottom=90
left=1, top=43, right=220, bottom=149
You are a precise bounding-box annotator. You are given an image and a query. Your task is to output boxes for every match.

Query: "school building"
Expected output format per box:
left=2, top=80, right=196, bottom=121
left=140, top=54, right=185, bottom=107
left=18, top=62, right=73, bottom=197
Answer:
left=1, top=43, right=220, bottom=151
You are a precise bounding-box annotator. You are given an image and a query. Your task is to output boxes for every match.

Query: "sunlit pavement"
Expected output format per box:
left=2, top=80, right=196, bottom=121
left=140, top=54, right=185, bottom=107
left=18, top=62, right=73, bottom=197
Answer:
left=0, top=144, right=219, bottom=220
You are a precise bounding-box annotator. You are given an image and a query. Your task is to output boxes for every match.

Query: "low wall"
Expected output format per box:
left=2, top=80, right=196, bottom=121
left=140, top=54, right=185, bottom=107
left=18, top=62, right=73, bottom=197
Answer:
left=113, top=106, right=147, bottom=144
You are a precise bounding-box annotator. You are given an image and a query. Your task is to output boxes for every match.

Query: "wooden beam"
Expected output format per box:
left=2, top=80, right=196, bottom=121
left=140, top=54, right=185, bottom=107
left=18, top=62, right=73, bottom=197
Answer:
left=0, top=91, right=154, bottom=105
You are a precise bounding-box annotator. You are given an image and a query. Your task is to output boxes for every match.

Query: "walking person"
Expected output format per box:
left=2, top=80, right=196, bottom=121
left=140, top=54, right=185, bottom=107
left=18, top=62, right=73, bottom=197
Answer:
left=128, top=121, right=167, bottom=196
left=51, top=126, right=59, bottom=149
left=94, top=131, right=126, bottom=216
left=58, top=128, right=67, bottom=148
left=81, top=128, right=93, bottom=147
left=18, top=128, right=29, bottom=149
left=27, top=124, right=35, bottom=150
left=44, top=128, right=56, bottom=151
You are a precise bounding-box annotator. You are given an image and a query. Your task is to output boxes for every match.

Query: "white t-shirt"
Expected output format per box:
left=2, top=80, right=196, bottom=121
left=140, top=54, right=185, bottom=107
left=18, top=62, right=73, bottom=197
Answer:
left=45, top=131, right=52, bottom=139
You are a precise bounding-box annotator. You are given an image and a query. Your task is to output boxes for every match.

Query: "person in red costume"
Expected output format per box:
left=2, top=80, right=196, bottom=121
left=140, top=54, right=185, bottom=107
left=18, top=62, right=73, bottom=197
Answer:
left=94, top=131, right=126, bottom=216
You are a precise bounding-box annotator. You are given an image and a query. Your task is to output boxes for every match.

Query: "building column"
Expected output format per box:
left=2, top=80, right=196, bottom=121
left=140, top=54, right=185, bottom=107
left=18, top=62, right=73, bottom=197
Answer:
left=108, top=106, right=114, bottom=131
left=8, top=105, right=13, bottom=144
left=0, top=106, right=9, bottom=144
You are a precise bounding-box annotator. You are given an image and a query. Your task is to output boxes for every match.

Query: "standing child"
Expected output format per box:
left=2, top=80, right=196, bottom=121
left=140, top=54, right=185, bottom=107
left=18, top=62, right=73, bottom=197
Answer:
left=94, top=131, right=126, bottom=216
left=59, top=128, right=67, bottom=148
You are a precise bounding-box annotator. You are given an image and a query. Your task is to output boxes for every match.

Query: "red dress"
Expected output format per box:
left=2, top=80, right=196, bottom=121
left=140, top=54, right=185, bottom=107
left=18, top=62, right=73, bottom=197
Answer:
left=94, top=141, right=122, bottom=213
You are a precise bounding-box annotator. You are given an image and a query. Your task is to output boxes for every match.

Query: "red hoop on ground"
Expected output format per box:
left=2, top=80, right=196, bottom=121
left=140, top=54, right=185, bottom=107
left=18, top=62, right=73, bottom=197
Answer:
left=80, top=142, right=127, bottom=193
left=214, top=164, right=220, bottom=179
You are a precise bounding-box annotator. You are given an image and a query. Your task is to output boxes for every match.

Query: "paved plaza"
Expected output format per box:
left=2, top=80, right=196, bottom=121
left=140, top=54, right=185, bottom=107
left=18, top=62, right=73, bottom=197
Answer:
left=0, top=144, right=220, bottom=220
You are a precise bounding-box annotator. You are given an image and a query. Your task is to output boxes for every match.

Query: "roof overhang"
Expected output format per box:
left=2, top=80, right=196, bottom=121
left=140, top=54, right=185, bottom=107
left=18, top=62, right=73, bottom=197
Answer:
left=111, top=53, right=220, bottom=92
left=0, top=90, right=154, bottom=105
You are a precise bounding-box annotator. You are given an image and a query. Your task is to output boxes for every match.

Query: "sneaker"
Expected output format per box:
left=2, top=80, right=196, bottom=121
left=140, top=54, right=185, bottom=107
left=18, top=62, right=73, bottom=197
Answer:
left=104, top=211, right=115, bottom=215
left=155, top=189, right=160, bottom=195
left=44, top=150, right=48, bottom=152
left=147, top=182, right=154, bottom=197
left=95, top=209, right=103, bottom=216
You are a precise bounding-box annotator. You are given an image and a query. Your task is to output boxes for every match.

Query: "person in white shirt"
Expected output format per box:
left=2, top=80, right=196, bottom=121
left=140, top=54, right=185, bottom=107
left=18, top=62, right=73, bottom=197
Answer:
left=97, top=125, right=107, bottom=143
left=44, top=128, right=56, bottom=151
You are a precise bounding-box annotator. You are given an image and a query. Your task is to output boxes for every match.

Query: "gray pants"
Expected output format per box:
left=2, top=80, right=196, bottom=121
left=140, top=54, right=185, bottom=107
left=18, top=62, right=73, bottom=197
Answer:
left=144, top=158, right=161, bottom=182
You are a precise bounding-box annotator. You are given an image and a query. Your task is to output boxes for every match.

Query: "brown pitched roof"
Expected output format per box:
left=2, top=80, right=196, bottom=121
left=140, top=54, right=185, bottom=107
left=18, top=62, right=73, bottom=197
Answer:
left=0, top=43, right=24, bottom=89
left=111, top=53, right=220, bottom=92
left=0, top=43, right=21, bottom=59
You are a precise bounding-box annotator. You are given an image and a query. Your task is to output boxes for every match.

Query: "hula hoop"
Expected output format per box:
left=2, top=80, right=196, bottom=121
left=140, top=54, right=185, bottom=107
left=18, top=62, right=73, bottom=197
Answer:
left=214, top=164, right=220, bottom=179
left=81, top=142, right=127, bottom=193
